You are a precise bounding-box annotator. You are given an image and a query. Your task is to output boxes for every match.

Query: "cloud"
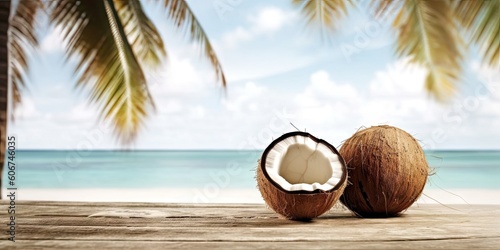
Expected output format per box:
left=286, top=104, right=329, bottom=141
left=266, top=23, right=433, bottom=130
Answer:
left=11, top=98, right=117, bottom=149
left=221, top=6, right=295, bottom=48
left=68, top=103, right=96, bottom=122
left=12, top=57, right=500, bottom=150
left=299, top=70, right=359, bottom=102
left=12, top=0, right=500, bottom=151
left=470, top=61, right=500, bottom=118
left=212, top=6, right=331, bottom=83
left=221, top=27, right=253, bottom=48
left=188, top=105, right=206, bottom=119
left=147, top=54, right=211, bottom=97
left=361, top=59, right=500, bottom=149
left=14, top=97, right=40, bottom=119
left=288, top=59, right=446, bottom=147
left=143, top=50, right=225, bottom=130
left=222, top=82, right=266, bottom=113
left=250, top=6, right=291, bottom=33
left=40, top=26, right=66, bottom=54
left=160, top=99, right=184, bottom=115
left=472, top=61, right=500, bottom=99
left=294, top=71, right=360, bottom=124
left=369, top=58, right=427, bottom=97
left=363, top=58, right=438, bottom=122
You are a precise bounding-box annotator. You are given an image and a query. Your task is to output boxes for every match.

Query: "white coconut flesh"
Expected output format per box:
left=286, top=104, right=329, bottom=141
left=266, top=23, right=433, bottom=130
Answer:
left=265, top=135, right=344, bottom=192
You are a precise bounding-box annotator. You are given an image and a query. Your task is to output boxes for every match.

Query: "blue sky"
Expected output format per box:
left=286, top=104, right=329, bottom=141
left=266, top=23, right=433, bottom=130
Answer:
left=10, top=0, right=500, bottom=150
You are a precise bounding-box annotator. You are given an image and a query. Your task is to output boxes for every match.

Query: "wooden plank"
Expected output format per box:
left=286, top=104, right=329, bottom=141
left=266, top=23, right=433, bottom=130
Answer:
left=11, top=201, right=498, bottom=217
left=2, top=239, right=500, bottom=250
left=13, top=224, right=500, bottom=241
left=13, top=201, right=265, bottom=207
left=1, top=201, right=499, bottom=249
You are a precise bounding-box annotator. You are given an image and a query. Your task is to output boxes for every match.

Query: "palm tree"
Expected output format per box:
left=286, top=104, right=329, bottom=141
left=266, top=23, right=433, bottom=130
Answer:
left=0, top=0, right=226, bottom=197
left=293, top=0, right=499, bottom=101
left=1, top=0, right=497, bottom=197
left=0, top=2, right=9, bottom=196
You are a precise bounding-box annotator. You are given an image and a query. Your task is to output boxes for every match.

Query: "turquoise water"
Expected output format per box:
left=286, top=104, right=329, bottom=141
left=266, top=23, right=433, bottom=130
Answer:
left=425, top=150, right=500, bottom=189
left=3, top=150, right=500, bottom=189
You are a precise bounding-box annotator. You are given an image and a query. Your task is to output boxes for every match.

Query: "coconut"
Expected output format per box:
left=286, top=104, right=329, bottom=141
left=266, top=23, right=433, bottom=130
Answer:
left=257, top=131, right=347, bottom=220
left=339, top=125, right=428, bottom=217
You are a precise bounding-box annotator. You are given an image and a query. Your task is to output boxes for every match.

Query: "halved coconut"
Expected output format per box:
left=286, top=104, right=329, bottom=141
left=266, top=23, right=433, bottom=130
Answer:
left=257, top=132, right=347, bottom=220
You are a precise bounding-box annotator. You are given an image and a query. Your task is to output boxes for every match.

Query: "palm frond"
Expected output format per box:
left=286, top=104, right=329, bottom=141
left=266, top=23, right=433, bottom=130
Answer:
left=292, top=0, right=353, bottom=33
left=455, top=0, right=500, bottom=67
left=10, top=0, right=42, bottom=110
left=114, top=0, right=166, bottom=68
left=162, top=0, right=226, bottom=88
left=50, top=0, right=155, bottom=144
left=371, top=0, right=400, bottom=21
left=375, top=0, right=463, bottom=101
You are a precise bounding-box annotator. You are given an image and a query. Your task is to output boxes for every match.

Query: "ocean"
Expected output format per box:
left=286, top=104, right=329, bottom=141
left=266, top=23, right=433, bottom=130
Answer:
left=3, top=150, right=500, bottom=203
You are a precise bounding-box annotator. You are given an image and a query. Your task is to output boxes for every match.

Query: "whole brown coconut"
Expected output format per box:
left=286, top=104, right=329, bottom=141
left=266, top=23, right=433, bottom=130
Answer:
left=257, top=132, right=347, bottom=220
left=339, top=125, right=428, bottom=217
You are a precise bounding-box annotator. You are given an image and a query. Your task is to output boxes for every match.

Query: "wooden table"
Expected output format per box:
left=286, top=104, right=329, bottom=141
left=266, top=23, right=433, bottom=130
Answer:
left=1, top=201, right=499, bottom=249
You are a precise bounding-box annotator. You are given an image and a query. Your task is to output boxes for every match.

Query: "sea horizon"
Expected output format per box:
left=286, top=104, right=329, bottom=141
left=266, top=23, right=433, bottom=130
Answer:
left=4, top=149, right=500, bottom=204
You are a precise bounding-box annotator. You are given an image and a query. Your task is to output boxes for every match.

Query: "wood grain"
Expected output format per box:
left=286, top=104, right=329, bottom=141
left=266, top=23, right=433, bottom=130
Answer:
left=1, top=201, right=499, bottom=249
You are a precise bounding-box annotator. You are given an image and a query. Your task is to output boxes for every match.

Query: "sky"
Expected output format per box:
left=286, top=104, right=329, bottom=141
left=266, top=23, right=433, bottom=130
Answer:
left=10, top=0, right=500, bottom=150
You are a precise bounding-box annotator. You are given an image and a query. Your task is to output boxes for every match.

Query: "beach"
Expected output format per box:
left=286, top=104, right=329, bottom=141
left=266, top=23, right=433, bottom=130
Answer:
left=2, top=150, right=500, bottom=204
left=3, top=150, right=500, bottom=205
left=2, top=150, right=500, bottom=249
left=4, top=187, right=500, bottom=204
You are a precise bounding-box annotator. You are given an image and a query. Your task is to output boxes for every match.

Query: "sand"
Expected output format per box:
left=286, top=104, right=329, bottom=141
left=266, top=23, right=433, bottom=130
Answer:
left=3, top=187, right=500, bottom=204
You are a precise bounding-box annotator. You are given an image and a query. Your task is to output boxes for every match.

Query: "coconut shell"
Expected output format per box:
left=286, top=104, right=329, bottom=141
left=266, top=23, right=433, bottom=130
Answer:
left=256, top=132, right=347, bottom=220
left=257, top=163, right=346, bottom=220
left=339, top=125, right=428, bottom=217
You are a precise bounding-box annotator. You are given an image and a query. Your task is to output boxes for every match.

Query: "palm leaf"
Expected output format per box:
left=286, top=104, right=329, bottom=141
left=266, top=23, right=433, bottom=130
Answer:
left=455, top=0, right=500, bottom=67
left=10, top=0, right=42, bottom=110
left=114, top=0, right=166, bottom=68
left=162, top=0, right=226, bottom=88
left=375, top=0, right=463, bottom=101
left=292, top=0, right=353, bottom=33
left=50, top=0, right=155, bottom=144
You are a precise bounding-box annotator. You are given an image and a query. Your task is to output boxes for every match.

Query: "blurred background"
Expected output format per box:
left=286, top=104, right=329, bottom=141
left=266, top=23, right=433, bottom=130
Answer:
left=2, top=0, right=499, bottom=204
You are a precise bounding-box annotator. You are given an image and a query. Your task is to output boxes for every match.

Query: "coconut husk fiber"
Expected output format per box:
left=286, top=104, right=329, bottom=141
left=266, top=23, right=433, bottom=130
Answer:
left=339, top=125, right=428, bottom=217
left=257, top=161, right=346, bottom=220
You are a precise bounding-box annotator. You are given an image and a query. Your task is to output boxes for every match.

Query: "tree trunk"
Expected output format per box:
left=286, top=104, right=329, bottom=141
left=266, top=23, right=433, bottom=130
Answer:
left=0, top=0, right=11, bottom=199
